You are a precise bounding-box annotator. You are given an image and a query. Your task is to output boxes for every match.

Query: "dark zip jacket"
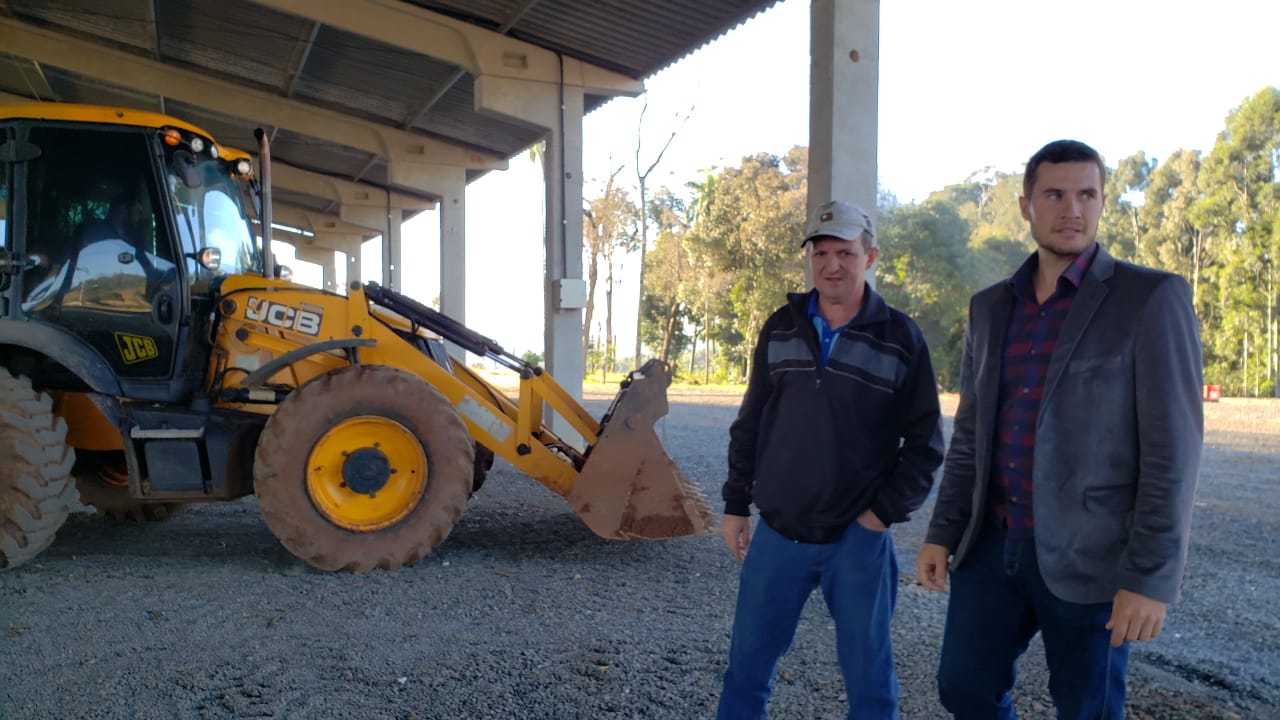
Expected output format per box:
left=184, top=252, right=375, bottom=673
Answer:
left=723, top=286, right=945, bottom=543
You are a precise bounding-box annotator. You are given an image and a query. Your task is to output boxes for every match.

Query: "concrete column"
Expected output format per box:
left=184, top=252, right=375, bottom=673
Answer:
left=347, top=249, right=362, bottom=293
left=543, top=84, right=586, bottom=404
left=292, top=233, right=364, bottom=294
left=809, top=0, right=880, bottom=282
left=439, top=184, right=466, bottom=360
left=295, top=247, right=337, bottom=291
left=382, top=211, right=403, bottom=293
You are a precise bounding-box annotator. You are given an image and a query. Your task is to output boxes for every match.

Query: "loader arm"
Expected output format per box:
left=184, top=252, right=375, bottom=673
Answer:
left=363, top=283, right=713, bottom=538
left=211, top=278, right=712, bottom=539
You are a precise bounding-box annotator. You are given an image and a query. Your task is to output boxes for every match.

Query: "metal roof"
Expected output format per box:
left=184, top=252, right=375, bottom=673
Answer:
left=0, top=0, right=779, bottom=217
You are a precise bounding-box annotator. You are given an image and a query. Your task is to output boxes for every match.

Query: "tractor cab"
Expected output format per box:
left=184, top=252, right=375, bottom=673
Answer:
left=1, top=103, right=261, bottom=394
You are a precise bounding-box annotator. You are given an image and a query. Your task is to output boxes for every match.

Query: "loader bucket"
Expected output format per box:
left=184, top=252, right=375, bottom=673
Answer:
left=566, top=360, right=715, bottom=540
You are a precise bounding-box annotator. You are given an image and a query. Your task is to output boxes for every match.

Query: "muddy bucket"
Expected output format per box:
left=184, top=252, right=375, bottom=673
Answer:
left=565, top=360, right=714, bottom=539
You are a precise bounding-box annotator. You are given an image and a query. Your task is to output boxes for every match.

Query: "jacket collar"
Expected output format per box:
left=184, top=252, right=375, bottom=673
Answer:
left=790, top=284, right=889, bottom=328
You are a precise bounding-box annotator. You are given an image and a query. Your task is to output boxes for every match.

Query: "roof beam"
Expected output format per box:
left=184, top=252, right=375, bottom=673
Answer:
left=10, top=58, right=57, bottom=103
left=294, top=234, right=364, bottom=257
left=251, top=0, right=643, bottom=98
left=270, top=203, right=382, bottom=238
left=0, top=17, right=508, bottom=198
left=272, top=161, right=435, bottom=213
left=146, top=0, right=161, bottom=61
left=282, top=21, right=320, bottom=98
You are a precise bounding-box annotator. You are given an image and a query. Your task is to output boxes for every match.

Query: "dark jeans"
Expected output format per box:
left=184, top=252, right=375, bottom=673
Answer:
left=717, top=519, right=899, bottom=720
left=938, top=524, right=1129, bottom=719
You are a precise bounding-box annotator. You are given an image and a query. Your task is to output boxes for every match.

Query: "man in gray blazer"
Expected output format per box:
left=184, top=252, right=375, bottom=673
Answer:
left=916, top=139, right=1203, bottom=719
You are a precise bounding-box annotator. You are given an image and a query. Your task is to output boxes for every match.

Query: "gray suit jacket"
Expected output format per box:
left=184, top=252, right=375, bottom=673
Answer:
left=925, top=246, right=1204, bottom=604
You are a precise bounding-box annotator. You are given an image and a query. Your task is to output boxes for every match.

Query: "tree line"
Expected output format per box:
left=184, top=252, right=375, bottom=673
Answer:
left=582, top=87, right=1279, bottom=397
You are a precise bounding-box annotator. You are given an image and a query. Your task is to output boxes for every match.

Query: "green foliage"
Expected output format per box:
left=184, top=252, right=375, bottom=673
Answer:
left=1192, top=87, right=1280, bottom=395
left=520, top=350, right=543, bottom=367
left=638, top=188, right=693, bottom=363
left=876, top=201, right=977, bottom=390
left=583, top=177, right=640, bottom=372
left=623, top=88, right=1280, bottom=396
left=1099, top=151, right=1154, bottom=261
left=697, top=148, right=808, bottom=368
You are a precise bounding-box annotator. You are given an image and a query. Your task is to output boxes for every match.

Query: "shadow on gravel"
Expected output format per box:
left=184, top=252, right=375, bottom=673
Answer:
left=40, top=502, right=306, bottom=572
left=444, top=509, right=604, bottom=555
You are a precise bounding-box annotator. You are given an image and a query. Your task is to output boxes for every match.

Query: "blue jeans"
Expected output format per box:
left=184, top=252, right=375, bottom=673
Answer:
left=937, top=524, right=1129, bottom=719
left=717, top=519, right=899, bottom=720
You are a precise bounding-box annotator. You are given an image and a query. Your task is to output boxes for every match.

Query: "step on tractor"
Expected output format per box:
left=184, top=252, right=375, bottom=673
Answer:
left=0, top=102, right=712, bottom=572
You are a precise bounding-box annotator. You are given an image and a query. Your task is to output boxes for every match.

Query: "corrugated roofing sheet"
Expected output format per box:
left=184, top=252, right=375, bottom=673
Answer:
left=0, top=0, right=779, bottom=209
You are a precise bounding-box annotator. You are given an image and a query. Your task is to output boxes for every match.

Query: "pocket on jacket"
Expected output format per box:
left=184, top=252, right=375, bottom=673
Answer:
left=1067, top=354, right=1123, bottom=374
left=1082, top=484, right=1136, bottom=513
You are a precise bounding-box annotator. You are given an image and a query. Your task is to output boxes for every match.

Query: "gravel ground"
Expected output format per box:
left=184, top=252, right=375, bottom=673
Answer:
left=1, top=389, right=1276, bottom=719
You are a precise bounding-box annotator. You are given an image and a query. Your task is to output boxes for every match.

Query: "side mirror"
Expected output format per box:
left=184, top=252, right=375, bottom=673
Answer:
left=275, top=264, right=292, bottom=281
left=189, top=247, right=221, bottom=271
left=172, top=149, right=203, bottom=189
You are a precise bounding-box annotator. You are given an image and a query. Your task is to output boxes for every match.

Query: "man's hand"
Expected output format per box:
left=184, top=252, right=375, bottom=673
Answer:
left=915, top=543, right=951, bottom=591
left=1106, top=589, right=1167, bottom=647
left=856, top=509, right=887, bottom=532
left=721, top=514, right=751, bottom=562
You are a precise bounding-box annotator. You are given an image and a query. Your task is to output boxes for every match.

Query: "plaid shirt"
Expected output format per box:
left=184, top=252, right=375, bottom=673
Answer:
left=989, top=243, right=1099, bottom=537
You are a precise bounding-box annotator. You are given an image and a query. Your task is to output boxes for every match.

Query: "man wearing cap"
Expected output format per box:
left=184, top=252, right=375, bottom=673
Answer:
left=717, top=200, right=945, bottom=719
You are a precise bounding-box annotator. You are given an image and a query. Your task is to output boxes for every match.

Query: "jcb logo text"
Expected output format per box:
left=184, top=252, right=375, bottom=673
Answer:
left=244, top=296, right=323, bottom=336
left=115, top=333, right=159, bottom=364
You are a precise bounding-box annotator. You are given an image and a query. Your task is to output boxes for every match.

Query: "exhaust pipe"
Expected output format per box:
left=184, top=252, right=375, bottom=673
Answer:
left=255, top=128, right=274, bottom=280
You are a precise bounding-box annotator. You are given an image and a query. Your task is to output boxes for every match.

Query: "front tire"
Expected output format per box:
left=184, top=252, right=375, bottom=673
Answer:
left=253, top=365, right=474, bottom=571
left=0, top=371, right=78, bottom=570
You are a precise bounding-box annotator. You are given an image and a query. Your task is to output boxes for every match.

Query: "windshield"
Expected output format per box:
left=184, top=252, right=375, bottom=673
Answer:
left=164, top=144, right=262, bottom=277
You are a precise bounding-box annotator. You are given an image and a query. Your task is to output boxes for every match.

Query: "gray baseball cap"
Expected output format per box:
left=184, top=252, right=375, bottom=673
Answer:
left=802, top=200, right=874, bottom=246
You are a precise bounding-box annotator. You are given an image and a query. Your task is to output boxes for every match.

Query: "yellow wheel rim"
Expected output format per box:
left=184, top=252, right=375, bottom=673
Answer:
left=305, top=416, right=428, bottom=531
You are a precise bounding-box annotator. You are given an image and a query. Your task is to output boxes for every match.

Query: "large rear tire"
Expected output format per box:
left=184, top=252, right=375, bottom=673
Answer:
left=253, top=365, right=474, bottom=572
left=73, top=450, right=187, bottom=522
left=0, top=371, right=78, bottom=570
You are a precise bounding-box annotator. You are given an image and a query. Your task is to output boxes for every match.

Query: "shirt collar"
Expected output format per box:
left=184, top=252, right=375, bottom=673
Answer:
left=806, top=288, right=860, bottom=332
left=805, top=284, right=889, bottom=326
left=1008, top=242, right=1099, bottom=301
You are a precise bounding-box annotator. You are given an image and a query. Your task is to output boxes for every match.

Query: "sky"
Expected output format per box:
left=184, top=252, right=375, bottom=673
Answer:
left=281, top=0, right=1280, bottom=362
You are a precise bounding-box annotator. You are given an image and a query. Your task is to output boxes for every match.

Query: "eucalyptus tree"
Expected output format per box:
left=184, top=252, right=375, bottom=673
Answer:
left=582, top=172, right=639, bottom=373
left=1137, top=149, right=1209, bottom=302
left=1099, top=151, right=1154, bottom=262
left=1194, top=86, right=1280, bottom=395
left=696, top=148, right=807, bottom=378
left=875, top=200, right=976, bottom=390
left=681, top=173, right=739, bottom=382
left=930, top=171, right=1029, bottom=285
left=630, top=99, right=692, bottom=368
left=639, top=188, right=694, bottom=364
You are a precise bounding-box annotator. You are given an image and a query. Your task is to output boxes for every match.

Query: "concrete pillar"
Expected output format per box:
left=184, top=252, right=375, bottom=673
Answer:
left=295, top=247, right=337, bottom=291
left=809, top=0, right=880, bottom=282
left=382, top=210, right=403, bottom=293
left=296, top=233, right=364, bottom=295
left=543, top=84, right=587, bottom=404
left=439, top=183, right=466, bottom=360
left=347, top=249, right=362, bottom=293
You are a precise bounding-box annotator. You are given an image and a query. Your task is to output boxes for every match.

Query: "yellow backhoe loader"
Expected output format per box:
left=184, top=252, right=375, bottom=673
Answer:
left=0, top=102, right=712, bottom=572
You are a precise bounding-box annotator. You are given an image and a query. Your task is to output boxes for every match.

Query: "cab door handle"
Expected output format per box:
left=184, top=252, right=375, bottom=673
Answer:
left=156, top=293, right=173, bottom=324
